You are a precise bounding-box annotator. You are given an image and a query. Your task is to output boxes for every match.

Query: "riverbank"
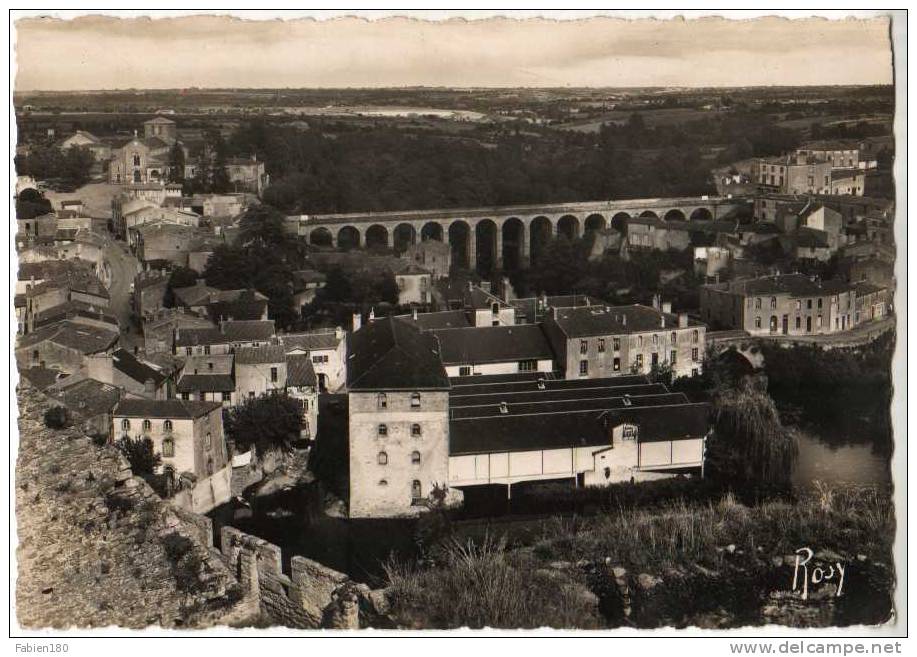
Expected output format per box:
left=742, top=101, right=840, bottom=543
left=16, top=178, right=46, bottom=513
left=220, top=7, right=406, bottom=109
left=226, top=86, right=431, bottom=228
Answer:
left=383, top=486, right=895, bottom=629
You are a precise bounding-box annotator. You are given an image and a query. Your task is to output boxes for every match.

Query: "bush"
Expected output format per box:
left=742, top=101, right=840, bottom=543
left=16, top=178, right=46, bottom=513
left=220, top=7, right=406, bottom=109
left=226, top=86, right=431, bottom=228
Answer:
left=43, top=406, right=70, bottom=429
left=115, top=435, right=161, bottom=476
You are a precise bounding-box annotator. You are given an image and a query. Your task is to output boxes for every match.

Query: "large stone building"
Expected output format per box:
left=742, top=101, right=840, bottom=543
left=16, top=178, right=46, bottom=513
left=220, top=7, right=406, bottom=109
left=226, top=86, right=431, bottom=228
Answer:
left=542, top=303, right=705, bottom=380
left=428, top=323, right=556, bottom=378
left=755, top=155, right=833, bottom=195
left=112, top=398, right=228, bottom=479
left=699, top=273, right=891, bottom=336
left=280, top=328, right=347, bottom=392
left=346, top=318, right=452, bottom=518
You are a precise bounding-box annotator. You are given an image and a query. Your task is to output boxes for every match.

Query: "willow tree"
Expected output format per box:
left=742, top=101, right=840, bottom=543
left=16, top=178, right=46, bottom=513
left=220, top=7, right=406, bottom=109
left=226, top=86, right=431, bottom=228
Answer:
left=709, top=379, right=798, bottom=490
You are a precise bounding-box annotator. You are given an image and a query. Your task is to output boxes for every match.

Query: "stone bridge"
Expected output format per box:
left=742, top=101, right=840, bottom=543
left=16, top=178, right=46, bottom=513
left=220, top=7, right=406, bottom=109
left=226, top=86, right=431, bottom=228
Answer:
left=286, top=196, right=746, bottom=270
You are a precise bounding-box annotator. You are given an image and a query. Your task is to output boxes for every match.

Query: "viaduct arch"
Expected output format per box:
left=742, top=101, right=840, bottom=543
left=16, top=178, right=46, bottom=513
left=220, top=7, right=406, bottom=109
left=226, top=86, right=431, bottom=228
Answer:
left=291, top=196, right=746, bottom=271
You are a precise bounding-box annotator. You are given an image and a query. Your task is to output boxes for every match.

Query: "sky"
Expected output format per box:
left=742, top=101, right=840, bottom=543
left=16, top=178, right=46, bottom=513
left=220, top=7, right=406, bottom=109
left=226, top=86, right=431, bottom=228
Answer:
left=13, top=14, right=895, bottom=91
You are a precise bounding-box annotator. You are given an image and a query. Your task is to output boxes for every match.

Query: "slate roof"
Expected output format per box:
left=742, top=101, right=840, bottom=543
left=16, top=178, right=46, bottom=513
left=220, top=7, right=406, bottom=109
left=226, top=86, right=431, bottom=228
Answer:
left=450, top=401, right=711, bottom=455
left=220, top=320, right=276, bottom=343
left=18, top=366, right=65, bottom=390
left=174, top=327, right=227, bottom=348
left=172, top=283, right=216, bottom=307
left=280, top=330, right=342, bottom=353
left=235, top=344, right=285, bottom=365
left=432, top=324, right=555, bottom=365
left=32, top=300, right=118, bottom=330
left=46, top=378, right=121, bottom=419
left=463, top=286, right=510, bottom=310
left=286, top=354, right=317, bottom=387
left=176, top=374, right=235, bottom=393
left=510, top=294, right=594, bottom=323
left=725, top=274, right=853, bottom=297
left=394, top=310, right=472, bottom=331
left=113, top=398, right=221, bottom=419
left=17, top=321, right=119, bottom=354
left=347, top=317, right=449, bottom=391
left=111, top=349, right=166, bottom=386
left=551, top=304, right=701, bottom=339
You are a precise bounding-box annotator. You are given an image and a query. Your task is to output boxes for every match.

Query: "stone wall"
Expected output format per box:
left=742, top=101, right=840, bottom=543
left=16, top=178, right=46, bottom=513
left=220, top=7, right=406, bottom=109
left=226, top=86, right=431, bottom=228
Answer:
left=217, top=526, right=392, bottom=629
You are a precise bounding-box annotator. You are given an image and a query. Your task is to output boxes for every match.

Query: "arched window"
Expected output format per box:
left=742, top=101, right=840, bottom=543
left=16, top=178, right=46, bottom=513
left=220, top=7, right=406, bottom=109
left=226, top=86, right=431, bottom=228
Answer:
left=378, top=424, right=388, bottom=437
left=411, top=423, right=422, bottom=437
left=204, top=432, right=212, bottom=450
left=142, top=419, right=151, bottom=432
left=163, top=420, right=173, bottom=432
left=377, top=393, right=387, bottom=409
left=378, top=479, right=388, bottom=487
left=377, top=451, right=388, bottom=465
left=162, top=438, right=175, bottom=457
left=121, top=418, right=131, bottom=431
left=770, top=297, right=777, bottom=309
left=692, top=329, right=699, bottom=343
left=132, top=154, right=140, bottom=166
left=411, top=451, right=421, bottom=465
left=410, top=393, right=421, bottom=408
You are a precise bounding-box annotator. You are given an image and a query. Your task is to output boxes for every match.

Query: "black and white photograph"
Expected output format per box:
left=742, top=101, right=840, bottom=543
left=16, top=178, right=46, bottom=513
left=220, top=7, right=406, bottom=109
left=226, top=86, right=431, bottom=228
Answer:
left=6, top=6, right=909, bottom=646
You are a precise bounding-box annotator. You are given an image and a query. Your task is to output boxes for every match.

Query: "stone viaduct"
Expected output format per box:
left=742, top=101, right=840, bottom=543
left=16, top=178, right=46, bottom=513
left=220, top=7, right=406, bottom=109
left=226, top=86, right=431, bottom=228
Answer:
left=286, top=196, right=746, bottom=270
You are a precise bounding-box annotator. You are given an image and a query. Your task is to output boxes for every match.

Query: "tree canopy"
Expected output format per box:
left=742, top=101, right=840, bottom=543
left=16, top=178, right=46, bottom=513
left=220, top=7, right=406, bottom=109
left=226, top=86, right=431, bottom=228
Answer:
left=223, top=392, right=305, bottom=457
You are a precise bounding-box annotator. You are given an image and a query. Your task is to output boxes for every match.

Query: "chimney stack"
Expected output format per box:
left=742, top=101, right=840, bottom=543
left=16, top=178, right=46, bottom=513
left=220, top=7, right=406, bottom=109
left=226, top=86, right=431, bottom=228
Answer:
left=662, top=301, right=672, bottom=314
left=335, top=326, right=344, bottom=340
left=352, top=312, right=362, bottom=333
left=678, top=313, right=688, bottom=328
left=412, top=307, right=418, bottom=320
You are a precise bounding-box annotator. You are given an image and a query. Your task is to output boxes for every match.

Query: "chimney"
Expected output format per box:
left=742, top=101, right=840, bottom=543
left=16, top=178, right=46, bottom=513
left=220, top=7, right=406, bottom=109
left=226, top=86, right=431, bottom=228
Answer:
left=412, top=307, right=418, bottom=320
left=369, top=307, right=376, bottom=322
left=144, top=378, right=156, bottom=397
left=352, top=312, right=362, bottom=333
left=622, top=315, right=627, bottom=328
left=335, top=326, right=344, bottom=340
left=652, top=294, right=661, bottom=310
left=660, top=315, right=665, bottom=328
left=468, top=281, right=474, bottom=292
left=678, top=313, right=688, bottom=328
left=662, top=301, right=672, bottom=314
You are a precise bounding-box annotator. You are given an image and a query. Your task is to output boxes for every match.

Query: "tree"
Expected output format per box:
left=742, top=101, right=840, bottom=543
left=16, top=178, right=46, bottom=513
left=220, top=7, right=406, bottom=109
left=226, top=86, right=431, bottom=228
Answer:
left=16, top=187, right=53, bottom=219
left=116, top=435, right=161, bottom=476
left=708, top=380, right=798, bottom=491
left=43, top=406, right=70, bottom=429
left=164, top=266, right=199, bottom=307
left=238, top=204, right=289, bottom=248
left=168, top=143, right=186, bottom=184
left=223, top=392, right=305, bottom=457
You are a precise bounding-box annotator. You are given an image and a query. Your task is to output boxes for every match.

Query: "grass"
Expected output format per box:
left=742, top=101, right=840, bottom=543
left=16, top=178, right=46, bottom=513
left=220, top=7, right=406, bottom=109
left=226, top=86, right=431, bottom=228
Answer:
left=383, top=486, right=894, bottom=629
left=383, top=533, right=602, bottom=629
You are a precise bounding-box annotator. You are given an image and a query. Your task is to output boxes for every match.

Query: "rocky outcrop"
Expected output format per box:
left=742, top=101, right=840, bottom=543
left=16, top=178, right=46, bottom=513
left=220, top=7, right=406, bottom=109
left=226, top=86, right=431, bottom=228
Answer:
left=15, top=386, right=242, bottom=629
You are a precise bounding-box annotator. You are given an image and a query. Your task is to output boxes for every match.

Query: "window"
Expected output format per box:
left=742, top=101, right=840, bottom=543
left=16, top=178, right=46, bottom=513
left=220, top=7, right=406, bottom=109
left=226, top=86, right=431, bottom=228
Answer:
left=613, top=337, right=621, bottom=351
left=411, top=424, right=422, bottom=437
left=692, top=329, right=699, bottom=344
left=181, top=393, right=190, bottom=401
left=652, top=334, right=658, bottom=346
left=121, top=419, right=131, bottom=431
left=692, top=368, right=699, bottom=377
left=410, top=393, right=421, bottom=408
left=162, top=438, right=174, bottom=458
left=491, top=302, right=500, bottom=316
left=692, top=348, right=699, bottom=362
left=670, top=350, right=677, bottom=365
left=817, top=298, right=823, bottom=309
left=203, top=345, right=210, bottom=355
left=795, top=300, right=802, bottom=311
left=637, top=336, right=644, bottom=348
left=670, top=332, right=677, bottom=345
left=580, top=340, right=588, bottom=354
left=458, top=366, right=471, bottom=377
left=411, top=451, right=421, bottom=465
left=755, top=317, right=761, bottom=329
left=613, top=357, right=621, bottom=372
left=248, top=391, right=255, bottom=399
left=185, top=347, right=193, bottom=356
left=795, top=317, right=801, bottom=330
left=142, top=419, right=151, bottom=432
left=807, top=299, right=813, bottom=310
left=222, top=392, right=231, bottom=402
left=378, top=479, right=388, bottom=487
left=579, top=360, right=588, bottom=376
left=163, top=420, right=173, bottom=432
left=806, top=317, right=812, bottom=332
left=377, top=393, right=387, bottom=409
left=270, top=367, right=278, bottom=383
left=205, top=432, right=212, bottom=450
left=755, top=298, right=762, bottom=310
left=133, top=154, right=141, bottom=166
left=651, top=352, right=659, bottom=367
left=377, top=451, right=388, bottom=465
left=411, top=480, right=422, bottom=500
left=378, top=424, right=388, bottom=437
left=635, top=354, right=643, bottom=370
left=770, top=297, right=777, bottom=309
left=817, top=315, right=823, bottom=329
left=622, top=425, right=637, bottom=440
left=598, top=338, right=606, bottom=353
left=518, top=359, right=537, bottom=372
